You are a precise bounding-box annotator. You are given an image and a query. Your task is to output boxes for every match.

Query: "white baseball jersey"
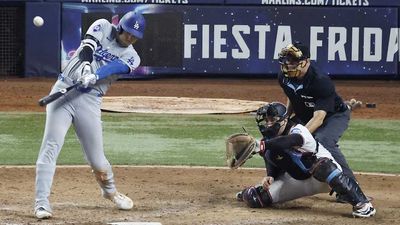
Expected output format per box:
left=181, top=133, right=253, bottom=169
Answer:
left=289, top=124, right=342, bottom=170
left=62, top=19, right=141, bottom=95
left=35, top=18, right=141, bottom=213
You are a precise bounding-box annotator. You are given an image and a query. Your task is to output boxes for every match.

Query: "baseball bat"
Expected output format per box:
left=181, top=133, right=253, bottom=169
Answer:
left=38, top=81, right=82, bottom=107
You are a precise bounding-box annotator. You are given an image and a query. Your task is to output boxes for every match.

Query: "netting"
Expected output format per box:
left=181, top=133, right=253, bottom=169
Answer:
left=0, top=6, right=24, bottom=76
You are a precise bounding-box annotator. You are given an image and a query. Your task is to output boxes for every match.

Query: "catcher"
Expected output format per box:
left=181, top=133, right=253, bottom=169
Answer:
left=225, top=102, right=376, bottom=218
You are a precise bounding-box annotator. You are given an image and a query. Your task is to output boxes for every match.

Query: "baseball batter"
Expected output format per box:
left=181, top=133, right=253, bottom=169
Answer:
left=34, top=11, right=146, bottom=219
left=236, top=102, right=376, bottom=218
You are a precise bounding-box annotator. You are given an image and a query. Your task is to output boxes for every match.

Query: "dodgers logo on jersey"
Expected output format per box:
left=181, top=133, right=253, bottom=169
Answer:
left=127, top=57, right=136, bottom=66
left=94, top=44, right=119, bottom=62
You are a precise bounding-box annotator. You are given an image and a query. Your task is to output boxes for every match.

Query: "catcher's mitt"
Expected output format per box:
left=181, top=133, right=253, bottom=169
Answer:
left=225, top=133, right=259, bottom=169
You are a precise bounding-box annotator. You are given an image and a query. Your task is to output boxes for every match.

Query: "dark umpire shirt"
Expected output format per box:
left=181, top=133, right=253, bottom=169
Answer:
left=278, top=65, right=347, bottom=124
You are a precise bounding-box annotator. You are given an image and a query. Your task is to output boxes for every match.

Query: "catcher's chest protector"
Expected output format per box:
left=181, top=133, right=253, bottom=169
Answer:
left=265, top=148, right=314, bottom=180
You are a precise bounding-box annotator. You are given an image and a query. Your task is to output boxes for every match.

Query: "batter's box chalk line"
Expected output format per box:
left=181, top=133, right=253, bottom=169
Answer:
left=108, top=222, right=162, bottom=225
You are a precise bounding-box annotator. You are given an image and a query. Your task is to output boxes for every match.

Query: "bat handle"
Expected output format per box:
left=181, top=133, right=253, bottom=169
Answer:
left=38, top=81, right=82, bottom=107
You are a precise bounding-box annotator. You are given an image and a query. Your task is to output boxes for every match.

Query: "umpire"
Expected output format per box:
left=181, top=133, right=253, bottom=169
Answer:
left=276, top=42, right=356, bottom=189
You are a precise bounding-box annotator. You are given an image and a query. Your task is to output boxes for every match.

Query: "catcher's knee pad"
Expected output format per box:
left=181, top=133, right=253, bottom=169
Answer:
left=311, top=157, right=341, bottom=183
left=242, top=186, right=272, bottom=208
left=311, top=158, right=368, bottom=205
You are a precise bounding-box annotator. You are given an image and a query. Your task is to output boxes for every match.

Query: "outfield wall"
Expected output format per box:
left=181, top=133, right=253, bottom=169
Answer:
left=9, top=0, right=400, bottom=78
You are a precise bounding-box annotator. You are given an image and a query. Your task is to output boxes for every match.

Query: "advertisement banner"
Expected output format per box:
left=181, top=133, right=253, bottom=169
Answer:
left=50, top=0, right=223, bottom=4
left=62, top=4, right=399, bottom=77
left=225, top=0, right=400, bottom=7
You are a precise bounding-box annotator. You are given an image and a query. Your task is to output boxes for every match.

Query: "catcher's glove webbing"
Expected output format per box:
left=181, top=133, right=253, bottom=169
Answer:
left=225, top=133, right=258, bottom=169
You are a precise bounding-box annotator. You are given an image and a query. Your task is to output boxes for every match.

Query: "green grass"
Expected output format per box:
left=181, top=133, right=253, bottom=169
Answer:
left=0, top=112, right=399, bottom=174
left=340, top=119, right=400, bottom=173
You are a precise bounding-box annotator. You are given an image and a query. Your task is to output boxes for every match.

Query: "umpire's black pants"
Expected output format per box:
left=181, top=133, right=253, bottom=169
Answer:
left=314, top=108, right=356, bottom=180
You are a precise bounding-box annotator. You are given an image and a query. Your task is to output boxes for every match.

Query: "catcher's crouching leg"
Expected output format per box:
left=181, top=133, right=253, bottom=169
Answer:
left=311, top=158, right=368, bottom=206
left=240, top=185, right=272, bottom=208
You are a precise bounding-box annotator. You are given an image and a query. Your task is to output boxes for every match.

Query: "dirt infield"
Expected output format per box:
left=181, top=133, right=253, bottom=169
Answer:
left=100, top=96, right=267, bottom=114
left=1, top=166, right=399, bottom=225
left=0, top=78, right=399, bottom=119
left=0, top=78, right=399, bottom=224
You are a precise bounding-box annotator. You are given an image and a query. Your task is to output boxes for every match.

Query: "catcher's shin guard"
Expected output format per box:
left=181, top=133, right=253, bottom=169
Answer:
left=328, top=173, right=369, bottom=206
left=241, top=185, right=272, bottom=208
left=311, top=158, right=368, bottom=206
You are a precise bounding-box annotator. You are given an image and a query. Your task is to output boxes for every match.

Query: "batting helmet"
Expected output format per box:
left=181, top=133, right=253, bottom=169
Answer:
left=256, top=102, right=288, bottom=138
left=118, top=11, right=146, bottom=39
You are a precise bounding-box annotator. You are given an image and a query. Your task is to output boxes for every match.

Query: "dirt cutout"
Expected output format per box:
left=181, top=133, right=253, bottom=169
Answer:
left=101, top=96, right=267, bottom=114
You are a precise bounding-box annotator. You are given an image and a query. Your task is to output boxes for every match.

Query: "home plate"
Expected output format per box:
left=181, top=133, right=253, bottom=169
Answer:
left=108, top=222, right=162, bottom=225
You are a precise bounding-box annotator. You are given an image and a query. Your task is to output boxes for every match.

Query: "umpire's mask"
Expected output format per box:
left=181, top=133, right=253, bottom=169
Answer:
left=278, top=42, right=310, bottom=78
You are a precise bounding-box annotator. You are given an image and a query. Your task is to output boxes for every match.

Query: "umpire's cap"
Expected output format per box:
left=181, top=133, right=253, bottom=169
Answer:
left=278, top=41, right=310, bottom=65
left=293, top=41, right=310, bottom=59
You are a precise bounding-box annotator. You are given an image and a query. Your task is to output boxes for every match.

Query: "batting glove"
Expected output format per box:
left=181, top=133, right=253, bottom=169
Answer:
left=78, top=73, right=97, bottom=88
left=78, top=61, right=97, bottom=88
left=81, top=61, right=93, bottom=75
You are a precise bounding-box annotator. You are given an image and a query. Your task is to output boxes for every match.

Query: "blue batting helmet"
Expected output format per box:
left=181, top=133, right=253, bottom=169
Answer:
left=118, top=11, right=146, bottom=39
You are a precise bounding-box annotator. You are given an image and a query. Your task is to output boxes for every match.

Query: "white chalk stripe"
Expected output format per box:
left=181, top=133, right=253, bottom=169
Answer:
left=1, top=165, right=399, bottom=177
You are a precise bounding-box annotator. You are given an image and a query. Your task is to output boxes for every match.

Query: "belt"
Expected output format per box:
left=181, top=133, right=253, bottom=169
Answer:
left=58, top=74, right=75, bottom=85
left=58, top=74, right=103, bottom=97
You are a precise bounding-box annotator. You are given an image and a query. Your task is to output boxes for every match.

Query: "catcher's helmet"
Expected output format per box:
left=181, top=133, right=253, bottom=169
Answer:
left=256, top=102, right=288, bottom=138
left=118, top=11, right=146, bottom=39
left=278, top=41, right=310, bottom=78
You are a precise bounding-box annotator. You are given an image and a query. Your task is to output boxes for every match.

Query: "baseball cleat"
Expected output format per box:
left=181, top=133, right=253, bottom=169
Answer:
left=352, top=202, right=376, bottom=218
left=35, top=207, right=52, bottom=219
left=105, top=192, right=133, bottom=210
left=236, top=190, right=244, bottom=202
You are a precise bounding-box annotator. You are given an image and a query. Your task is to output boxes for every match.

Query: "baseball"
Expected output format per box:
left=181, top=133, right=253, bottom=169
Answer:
left=33, top=16, right=44, bottom=27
